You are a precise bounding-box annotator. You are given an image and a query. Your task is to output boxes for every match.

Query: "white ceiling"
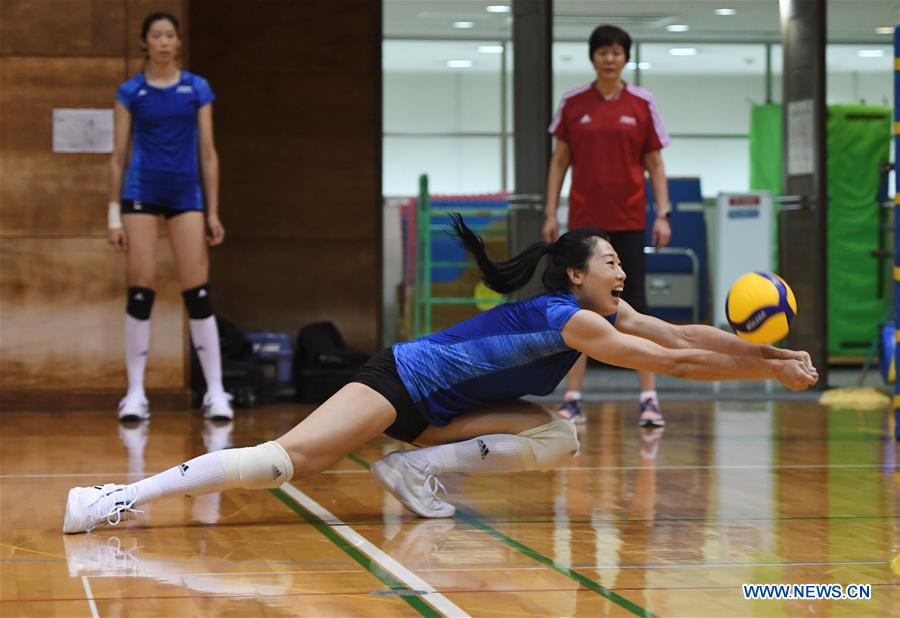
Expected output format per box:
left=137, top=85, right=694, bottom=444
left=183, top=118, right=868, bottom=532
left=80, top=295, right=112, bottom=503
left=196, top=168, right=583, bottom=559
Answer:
left=383, top=1, right=898, bottom=74
left=384, top=0, right=898, bottom=43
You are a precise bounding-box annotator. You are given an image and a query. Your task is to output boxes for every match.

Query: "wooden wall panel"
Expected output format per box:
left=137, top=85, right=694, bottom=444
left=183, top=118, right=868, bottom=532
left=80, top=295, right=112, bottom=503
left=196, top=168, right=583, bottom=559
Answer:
left=0, top=238, right=184, bottom=390
left=208, top=239, right=379, bottom=347
left=191, top=0, right=382, bottom=351
left=0, top=0, right=125, bottom=56
left=0, top=57, right=125, bottom=235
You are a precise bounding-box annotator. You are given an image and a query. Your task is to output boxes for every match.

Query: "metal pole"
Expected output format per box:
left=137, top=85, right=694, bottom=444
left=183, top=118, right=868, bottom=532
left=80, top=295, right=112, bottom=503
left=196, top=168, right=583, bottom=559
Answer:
left=500, top=41, right=508, bottom=193
left=415, top=174, right=429, bottom=338
left=422, top=175, right=433, bottom=335
left=893, top=25, right=899, bottom=440
left=778, top=0, right=828, bottom=387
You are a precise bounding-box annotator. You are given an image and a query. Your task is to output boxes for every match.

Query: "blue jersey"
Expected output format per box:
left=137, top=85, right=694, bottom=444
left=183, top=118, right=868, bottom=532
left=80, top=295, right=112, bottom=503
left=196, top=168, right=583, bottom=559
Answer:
left=116, top=71, right=215, bottom=209
left=393, top=292, right=617, bottom=427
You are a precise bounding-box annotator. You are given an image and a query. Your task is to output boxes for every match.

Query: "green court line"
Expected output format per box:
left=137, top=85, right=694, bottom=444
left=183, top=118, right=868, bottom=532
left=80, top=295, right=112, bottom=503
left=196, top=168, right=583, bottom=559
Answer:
left=269, top=488, right=441, bottom=618
left=350, top=455, right=655, bottom=618
left=453, top=508, right=654, bottom=618
left=346, top=453, right=370, bottom=470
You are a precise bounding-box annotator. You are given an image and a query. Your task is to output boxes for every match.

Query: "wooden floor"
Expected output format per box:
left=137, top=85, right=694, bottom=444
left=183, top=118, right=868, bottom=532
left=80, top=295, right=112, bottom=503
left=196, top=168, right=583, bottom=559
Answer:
left=1, top=400, right=897, bottom=617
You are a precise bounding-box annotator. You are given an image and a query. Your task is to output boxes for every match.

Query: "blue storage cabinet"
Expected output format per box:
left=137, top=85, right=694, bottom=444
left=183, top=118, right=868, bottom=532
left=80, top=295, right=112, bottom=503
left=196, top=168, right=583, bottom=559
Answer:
left=245, top=332, right=294, bottom=387
left=645, top=177, right=709, bottom=323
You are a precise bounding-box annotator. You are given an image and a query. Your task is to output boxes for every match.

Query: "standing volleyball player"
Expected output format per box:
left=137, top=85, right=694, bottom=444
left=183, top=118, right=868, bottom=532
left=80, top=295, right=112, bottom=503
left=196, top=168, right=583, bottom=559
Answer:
left=64, top=215, right=817, bottom=533
left=108, top=12, right=232, bottom=421
left=544, top=24, right=672, bottom=427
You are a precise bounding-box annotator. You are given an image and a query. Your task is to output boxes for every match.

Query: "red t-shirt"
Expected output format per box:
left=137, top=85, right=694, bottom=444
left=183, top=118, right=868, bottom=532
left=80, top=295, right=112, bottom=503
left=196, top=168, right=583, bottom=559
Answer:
left=548, top=82, right=669, bottom=231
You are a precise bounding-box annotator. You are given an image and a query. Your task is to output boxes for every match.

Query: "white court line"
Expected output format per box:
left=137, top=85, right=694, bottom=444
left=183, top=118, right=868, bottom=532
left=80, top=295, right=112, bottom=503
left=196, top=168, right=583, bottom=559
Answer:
left=578, top=559, right=890, bottom=570
left=81, top=576, right=100, bottom=618
left=558, top=463, right=894, bottom=472
left=279, top=482, right=470, bottom=618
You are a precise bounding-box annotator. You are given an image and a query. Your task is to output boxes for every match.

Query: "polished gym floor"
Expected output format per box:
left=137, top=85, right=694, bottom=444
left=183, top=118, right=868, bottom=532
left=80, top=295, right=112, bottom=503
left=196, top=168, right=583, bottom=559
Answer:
left=1, top=395, right=897, bottom=617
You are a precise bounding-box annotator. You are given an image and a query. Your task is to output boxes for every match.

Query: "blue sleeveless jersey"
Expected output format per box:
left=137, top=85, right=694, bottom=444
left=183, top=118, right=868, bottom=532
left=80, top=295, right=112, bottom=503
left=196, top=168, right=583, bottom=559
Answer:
left=116, top=71, right=215, bottom=209
left=393, top=291, right=616, bottom=427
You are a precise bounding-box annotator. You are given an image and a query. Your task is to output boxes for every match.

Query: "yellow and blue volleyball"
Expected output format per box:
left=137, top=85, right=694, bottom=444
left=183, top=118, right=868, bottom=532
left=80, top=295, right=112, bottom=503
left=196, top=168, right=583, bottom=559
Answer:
left=725, top=272, right=797, bottom=344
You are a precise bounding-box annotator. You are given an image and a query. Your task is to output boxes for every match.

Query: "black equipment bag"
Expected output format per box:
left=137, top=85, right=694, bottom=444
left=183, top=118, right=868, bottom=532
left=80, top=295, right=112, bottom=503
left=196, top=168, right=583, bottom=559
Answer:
left=294, top=322, right=369, bottom=402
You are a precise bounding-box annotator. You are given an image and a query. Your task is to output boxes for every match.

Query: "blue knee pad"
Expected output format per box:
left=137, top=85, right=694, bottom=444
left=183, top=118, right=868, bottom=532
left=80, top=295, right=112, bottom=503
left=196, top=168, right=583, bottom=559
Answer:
left=126, top=287, right=155, bottom=320
left=182, top=283, right=213, bottom=319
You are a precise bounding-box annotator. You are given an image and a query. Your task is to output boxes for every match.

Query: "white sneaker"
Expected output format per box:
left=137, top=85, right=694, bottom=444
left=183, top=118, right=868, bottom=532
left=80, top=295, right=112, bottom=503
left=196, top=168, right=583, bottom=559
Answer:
left=63, top=484, right=139, bottom=534
left=202, top=392, right=234, bottom=421
left=371, top=451, right=455, bottom=518
left=118, top=395, right=149, bottom=421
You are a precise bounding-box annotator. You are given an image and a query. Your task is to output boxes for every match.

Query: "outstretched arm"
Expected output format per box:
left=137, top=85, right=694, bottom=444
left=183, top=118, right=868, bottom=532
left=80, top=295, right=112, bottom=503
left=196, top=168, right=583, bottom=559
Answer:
left=562, top=310, right=817, bottom=391
left=613, top=300, right=813, bottom=366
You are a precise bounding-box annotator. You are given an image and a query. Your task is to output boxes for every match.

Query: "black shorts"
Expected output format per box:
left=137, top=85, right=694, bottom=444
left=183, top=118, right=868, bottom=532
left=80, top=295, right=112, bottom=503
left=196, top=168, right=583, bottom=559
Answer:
left=121, top=199, right=198, bottom=220
left=608, top=230, right=648, bottom=313
left=352, top=348, right=429, bottom=444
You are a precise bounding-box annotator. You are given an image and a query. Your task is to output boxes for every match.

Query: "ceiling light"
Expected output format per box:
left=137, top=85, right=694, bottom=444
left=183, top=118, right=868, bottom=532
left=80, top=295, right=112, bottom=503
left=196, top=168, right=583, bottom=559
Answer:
left=447, top=59, right=473, bottom=68
left=714, top=8, right=737, bottom=16
left=667, top=24, right=689, bottom=32
left=856, top=49, right=884, bottom=58
left=486, top=5, right=510, bottom=13
left=875, top=26, right=894, bottom=35
left=626, top=62, right=652, bottom=70
left=669, top=48, right=698, bottom=56
left=478, top=45, right=504, bottom=54
left=453, top=21, right=474, bottom=29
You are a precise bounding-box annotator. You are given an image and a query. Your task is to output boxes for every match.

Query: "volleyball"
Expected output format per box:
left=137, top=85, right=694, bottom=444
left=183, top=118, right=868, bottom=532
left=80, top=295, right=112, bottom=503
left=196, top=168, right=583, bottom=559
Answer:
left=725, top=272, right=797, bottom=344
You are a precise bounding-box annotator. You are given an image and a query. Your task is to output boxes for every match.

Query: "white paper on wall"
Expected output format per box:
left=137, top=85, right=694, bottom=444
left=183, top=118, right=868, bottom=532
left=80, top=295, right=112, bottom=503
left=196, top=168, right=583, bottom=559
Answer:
left=52, top=109, right=113, bottom=153
left=786, top=99, right=814, bottom=176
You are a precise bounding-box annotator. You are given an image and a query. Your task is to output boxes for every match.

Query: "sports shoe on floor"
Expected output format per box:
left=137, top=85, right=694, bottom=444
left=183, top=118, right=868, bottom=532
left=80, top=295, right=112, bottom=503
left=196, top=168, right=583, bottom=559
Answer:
left=638, top=398, right=665, bottom=428
left=556, top=399, right=586, bottom=424
left=202, top=391, right=234, bottom=421
left=63, top=484, right=140, bottom=534
left=118, top=395, right=149, bottom=422
left=371, top=451, right=455, bottom=518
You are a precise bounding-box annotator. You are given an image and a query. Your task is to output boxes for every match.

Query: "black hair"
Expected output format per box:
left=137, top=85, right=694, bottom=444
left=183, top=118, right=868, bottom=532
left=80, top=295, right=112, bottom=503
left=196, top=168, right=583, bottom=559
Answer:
left=141, top=11, right=180, bottom=42
left=449, top=213, right=610, bottom=295
left=588, top=24, right=631, bottom=61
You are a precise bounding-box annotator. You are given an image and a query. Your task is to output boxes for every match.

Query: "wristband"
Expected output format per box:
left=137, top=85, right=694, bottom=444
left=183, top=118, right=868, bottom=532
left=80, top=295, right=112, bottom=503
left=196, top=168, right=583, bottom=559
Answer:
left=108, top=201, right=122, bottom=230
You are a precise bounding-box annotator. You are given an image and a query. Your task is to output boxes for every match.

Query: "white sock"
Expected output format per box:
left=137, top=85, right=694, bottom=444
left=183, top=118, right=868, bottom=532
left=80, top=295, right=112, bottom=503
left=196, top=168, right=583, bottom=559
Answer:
left=564, top=390, right=581, bottom=402
left=413, top=421, right=578, bottom=475
left=123, top=442, right=293, bottom=506
left=124, top=315, right=150, bottom=400
left=190, top=316, right=225, bottom=399
left=129, top=451, right=227, bottom=504
left=640, top=390, right=658, bottom=403
left=415, top=435, right=526, bottom=474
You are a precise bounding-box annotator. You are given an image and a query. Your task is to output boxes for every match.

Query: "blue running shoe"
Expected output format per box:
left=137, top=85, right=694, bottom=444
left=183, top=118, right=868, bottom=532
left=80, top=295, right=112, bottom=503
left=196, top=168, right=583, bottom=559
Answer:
left=557, top=399, right=585, bottom=424
left=638, top=399, right=665, bottom=428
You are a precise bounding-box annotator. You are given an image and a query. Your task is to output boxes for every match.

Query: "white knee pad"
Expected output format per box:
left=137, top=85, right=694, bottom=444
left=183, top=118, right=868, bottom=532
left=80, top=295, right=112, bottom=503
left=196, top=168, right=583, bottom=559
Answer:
left=216, top=441, right=294, bottom=490
left=517, top=419, right=579, bottom=471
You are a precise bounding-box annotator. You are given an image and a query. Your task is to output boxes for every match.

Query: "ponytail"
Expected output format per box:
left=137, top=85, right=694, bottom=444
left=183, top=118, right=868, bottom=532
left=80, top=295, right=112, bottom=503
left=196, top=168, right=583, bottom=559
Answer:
left=449, top=213, right=609, bottom=295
